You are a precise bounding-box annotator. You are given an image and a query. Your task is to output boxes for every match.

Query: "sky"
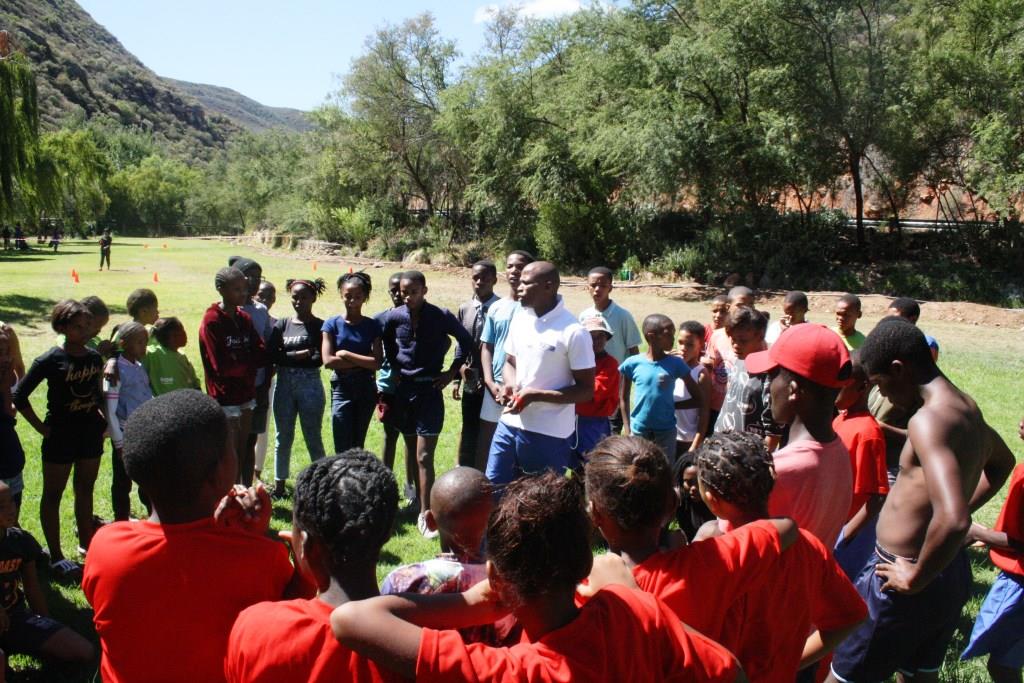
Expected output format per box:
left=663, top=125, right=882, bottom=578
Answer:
left=77, top=0, right=583, bottom=112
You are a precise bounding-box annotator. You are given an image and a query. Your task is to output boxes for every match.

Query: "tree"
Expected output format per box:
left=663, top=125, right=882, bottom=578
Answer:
left=36, top=128, right=110, bottom=232
left=0, top=38, right=39, bottom=218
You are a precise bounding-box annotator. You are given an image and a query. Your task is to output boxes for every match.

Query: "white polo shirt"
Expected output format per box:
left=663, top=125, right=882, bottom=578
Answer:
left=501, top=296, right=595, bottom=438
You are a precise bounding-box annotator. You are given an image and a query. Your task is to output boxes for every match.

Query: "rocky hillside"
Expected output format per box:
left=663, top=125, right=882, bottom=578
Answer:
left=166, top=78, right=312, bottom=134
left=0, top=0, right=309, bottom=156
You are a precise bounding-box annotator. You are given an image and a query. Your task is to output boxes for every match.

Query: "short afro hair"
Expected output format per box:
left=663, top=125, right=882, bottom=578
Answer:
left=294, top=450, right=398, bottom=573
left=725, top=306, right=768, bottom=335
left=837, top=293, right=862, bottom=311
left=400, top=270, right=427, bottom=287
left=679, top=320, right=706, bottom=339
left=859, top=316, right=935, bottom=376
left=472, top=260, right=498, bottom=278
left=784, top=291, right=809, bottom=309
left=587, top=266, right=614, bottom=281
left=888, top=297, right=921, bottom=321
left=122, top=390, right=227, bottom=499
left=79, top=296, right=109, bottom=320
left=126, top=289, right=158, bottom=318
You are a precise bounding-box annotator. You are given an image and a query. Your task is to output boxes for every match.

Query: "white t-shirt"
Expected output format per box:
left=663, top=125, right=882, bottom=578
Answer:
left=502, top=296, right=595, bottom=438
left=672, top=364, right=705, bottom=442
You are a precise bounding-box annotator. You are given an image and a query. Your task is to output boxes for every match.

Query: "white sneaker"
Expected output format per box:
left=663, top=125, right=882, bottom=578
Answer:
left=417, top=511, right=439, bottom=539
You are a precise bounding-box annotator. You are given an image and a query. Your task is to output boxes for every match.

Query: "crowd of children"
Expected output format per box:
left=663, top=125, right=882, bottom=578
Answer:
left=0, top=249, right=1021, bottom=682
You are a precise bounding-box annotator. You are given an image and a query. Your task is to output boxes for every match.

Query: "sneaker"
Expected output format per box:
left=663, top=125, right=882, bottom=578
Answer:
left=417, top=511, right=439, bottom=539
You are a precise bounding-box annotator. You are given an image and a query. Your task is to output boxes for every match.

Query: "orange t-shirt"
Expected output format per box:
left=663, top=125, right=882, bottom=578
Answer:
left=833, top=410, right=889, bottom=520
left=82, top=518, right=294, bottom=683
left=720, top=530, right=867, bottom=683
left=416, top=584, right=738, bottom=682
left=992, top=463, right=1024, bottom=576
left=632, top=519, right=782, bottom=640
left=225, top=598, right=398, bottom=682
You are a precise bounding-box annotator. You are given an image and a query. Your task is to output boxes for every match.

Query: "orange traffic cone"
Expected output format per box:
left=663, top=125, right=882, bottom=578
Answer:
left=348, top=266, right=353, bottom=273
left=71, top=269, right=80, bottom=284
left=312, top=261, right=318, bottom=272
left=153, top=272, right=159, bottom=283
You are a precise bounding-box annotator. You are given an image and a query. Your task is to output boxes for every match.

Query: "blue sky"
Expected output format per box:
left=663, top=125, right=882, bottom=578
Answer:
left=77, top=0, right=582, bottom=111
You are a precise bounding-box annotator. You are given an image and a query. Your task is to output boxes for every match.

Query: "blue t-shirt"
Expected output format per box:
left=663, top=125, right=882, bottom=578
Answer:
left=479, top=298, right=519, bottom=384
left=322, top=315, right=383, bottom=357
left=619, top=354, right=691, bottom=433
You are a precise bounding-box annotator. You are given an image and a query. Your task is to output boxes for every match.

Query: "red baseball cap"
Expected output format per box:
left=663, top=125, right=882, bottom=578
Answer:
left=745, top=323, right=852, bottom=388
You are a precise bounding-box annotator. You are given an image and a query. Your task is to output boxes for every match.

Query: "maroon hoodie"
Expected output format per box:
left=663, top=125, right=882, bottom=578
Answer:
left=198, top=303, right=267, bottom=406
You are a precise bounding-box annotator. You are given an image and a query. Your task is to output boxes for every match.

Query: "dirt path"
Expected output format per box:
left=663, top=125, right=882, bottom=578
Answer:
left=239, top=239, right=1024, bottom=329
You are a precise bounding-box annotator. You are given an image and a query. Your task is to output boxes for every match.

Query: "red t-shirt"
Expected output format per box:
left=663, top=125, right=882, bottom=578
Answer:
left=225, top=598, right=398, bottom=682
left=198, top=303, right=266, bottom=406
left=768, top=437, right=852, bottom=547
left=720, top=530, right=867, bottom=683
left=416, top=584, right=738, bottom=682
left=576, top=353, right=620, bottom=418
left=82, top=518, right=294, bottom=683
left=992, top=463, right=1024, bottom=576
left=632, top=519, right=782, bottom=640
left=833, top=410, right=889, bottom=520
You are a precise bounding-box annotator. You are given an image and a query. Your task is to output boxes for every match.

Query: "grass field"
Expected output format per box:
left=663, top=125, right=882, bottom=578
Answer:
left=1, top=237, right=1022, bottom=681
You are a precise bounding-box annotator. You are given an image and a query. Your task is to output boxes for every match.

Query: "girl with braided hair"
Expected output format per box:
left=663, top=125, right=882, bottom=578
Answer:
left=198, top=267, right=266, bottom=485
left=321, top=272, right=383, bottom=454
left=225, top=450, right=399, bottom=682
left=583, top=434, right=796, bottom=644
left=267, top=278, right=328, bottom=499
left=331, top=470, right=743, bottom=681
left=695, top=431, right=866, bottom=683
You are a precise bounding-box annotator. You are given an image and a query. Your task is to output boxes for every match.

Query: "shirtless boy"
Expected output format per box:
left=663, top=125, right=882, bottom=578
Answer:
left=828, top=318, right=1015, bottom=683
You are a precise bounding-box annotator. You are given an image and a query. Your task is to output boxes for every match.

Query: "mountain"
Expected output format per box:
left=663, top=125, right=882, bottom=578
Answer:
left=0, top=0, right=309, bottom=157
left=166, top=78, right=312, bottom=134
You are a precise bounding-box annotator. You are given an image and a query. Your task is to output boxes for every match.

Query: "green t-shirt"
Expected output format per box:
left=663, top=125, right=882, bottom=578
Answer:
left=831, top=327, right=866, bottom=351
left=143, top=343, right=200, bottom=396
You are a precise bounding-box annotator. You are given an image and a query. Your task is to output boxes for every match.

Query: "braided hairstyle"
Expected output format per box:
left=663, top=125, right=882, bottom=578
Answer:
left=285, top=278, right=327, bottom=299
left=293, top=449, right=398, bottom=572
left=214, top=266, right=245, bottom=291
left=695, top=431, right=775, bottom=511
left=487, top=471, right=592, bottom=609
left=584, top=435, right=674, bottom=531
left=336, top=272, right=372, bottom=299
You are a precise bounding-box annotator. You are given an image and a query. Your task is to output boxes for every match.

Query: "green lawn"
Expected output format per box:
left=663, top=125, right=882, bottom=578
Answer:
left=1, top=237, right=1021, bottom=681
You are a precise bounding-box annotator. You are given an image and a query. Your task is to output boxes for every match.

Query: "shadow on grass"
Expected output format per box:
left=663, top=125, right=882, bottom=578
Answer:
left=0, top=294, right=59, bottom=326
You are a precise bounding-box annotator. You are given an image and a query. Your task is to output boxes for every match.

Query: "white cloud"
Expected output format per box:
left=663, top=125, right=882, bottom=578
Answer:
left=473, top=0, right=583, bottom=24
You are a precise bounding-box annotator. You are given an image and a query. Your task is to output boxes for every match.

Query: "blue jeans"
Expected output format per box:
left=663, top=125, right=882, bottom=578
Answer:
left=634, top=428, right=678, bottom=465
left=330, top=370, right=377, bottom=453
left=486, top=421, right=574, bottom=486
left=273, top=367, right=326, bottom=480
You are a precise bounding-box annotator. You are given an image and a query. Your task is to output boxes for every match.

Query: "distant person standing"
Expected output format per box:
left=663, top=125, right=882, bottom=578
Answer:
left=98, top=230, right=112, bottom=271
left=579, top=266, right=641, bottom=434
left=452, top=261, right=499, bottom=470
left=2, top=225, right=11, bottom=250
left=486, top=262, right=595, bottom=485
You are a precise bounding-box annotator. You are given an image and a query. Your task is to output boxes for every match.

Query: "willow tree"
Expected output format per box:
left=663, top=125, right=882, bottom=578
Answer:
left=0, top=31, right=40, bottom=217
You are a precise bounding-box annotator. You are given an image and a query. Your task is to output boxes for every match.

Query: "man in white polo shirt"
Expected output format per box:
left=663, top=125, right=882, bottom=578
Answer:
left=486, top=261, right=596, bottom=485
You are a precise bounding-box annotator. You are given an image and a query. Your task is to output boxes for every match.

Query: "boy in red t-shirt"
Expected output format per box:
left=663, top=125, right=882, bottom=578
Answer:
left=961, top=462, right=1024, bottom=682
left=574, top=316, right=621, bottom=460
left=698, top=431, right=867, bottom=683
left=583, top=434, right=797, bottom=641
left=832, top=352, right=889, bottom=578
left=226, top=450, right=400, bottom=682
left=82, top=390, right=310, bottom=683
left=331, top=471, right=744, bottom=682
